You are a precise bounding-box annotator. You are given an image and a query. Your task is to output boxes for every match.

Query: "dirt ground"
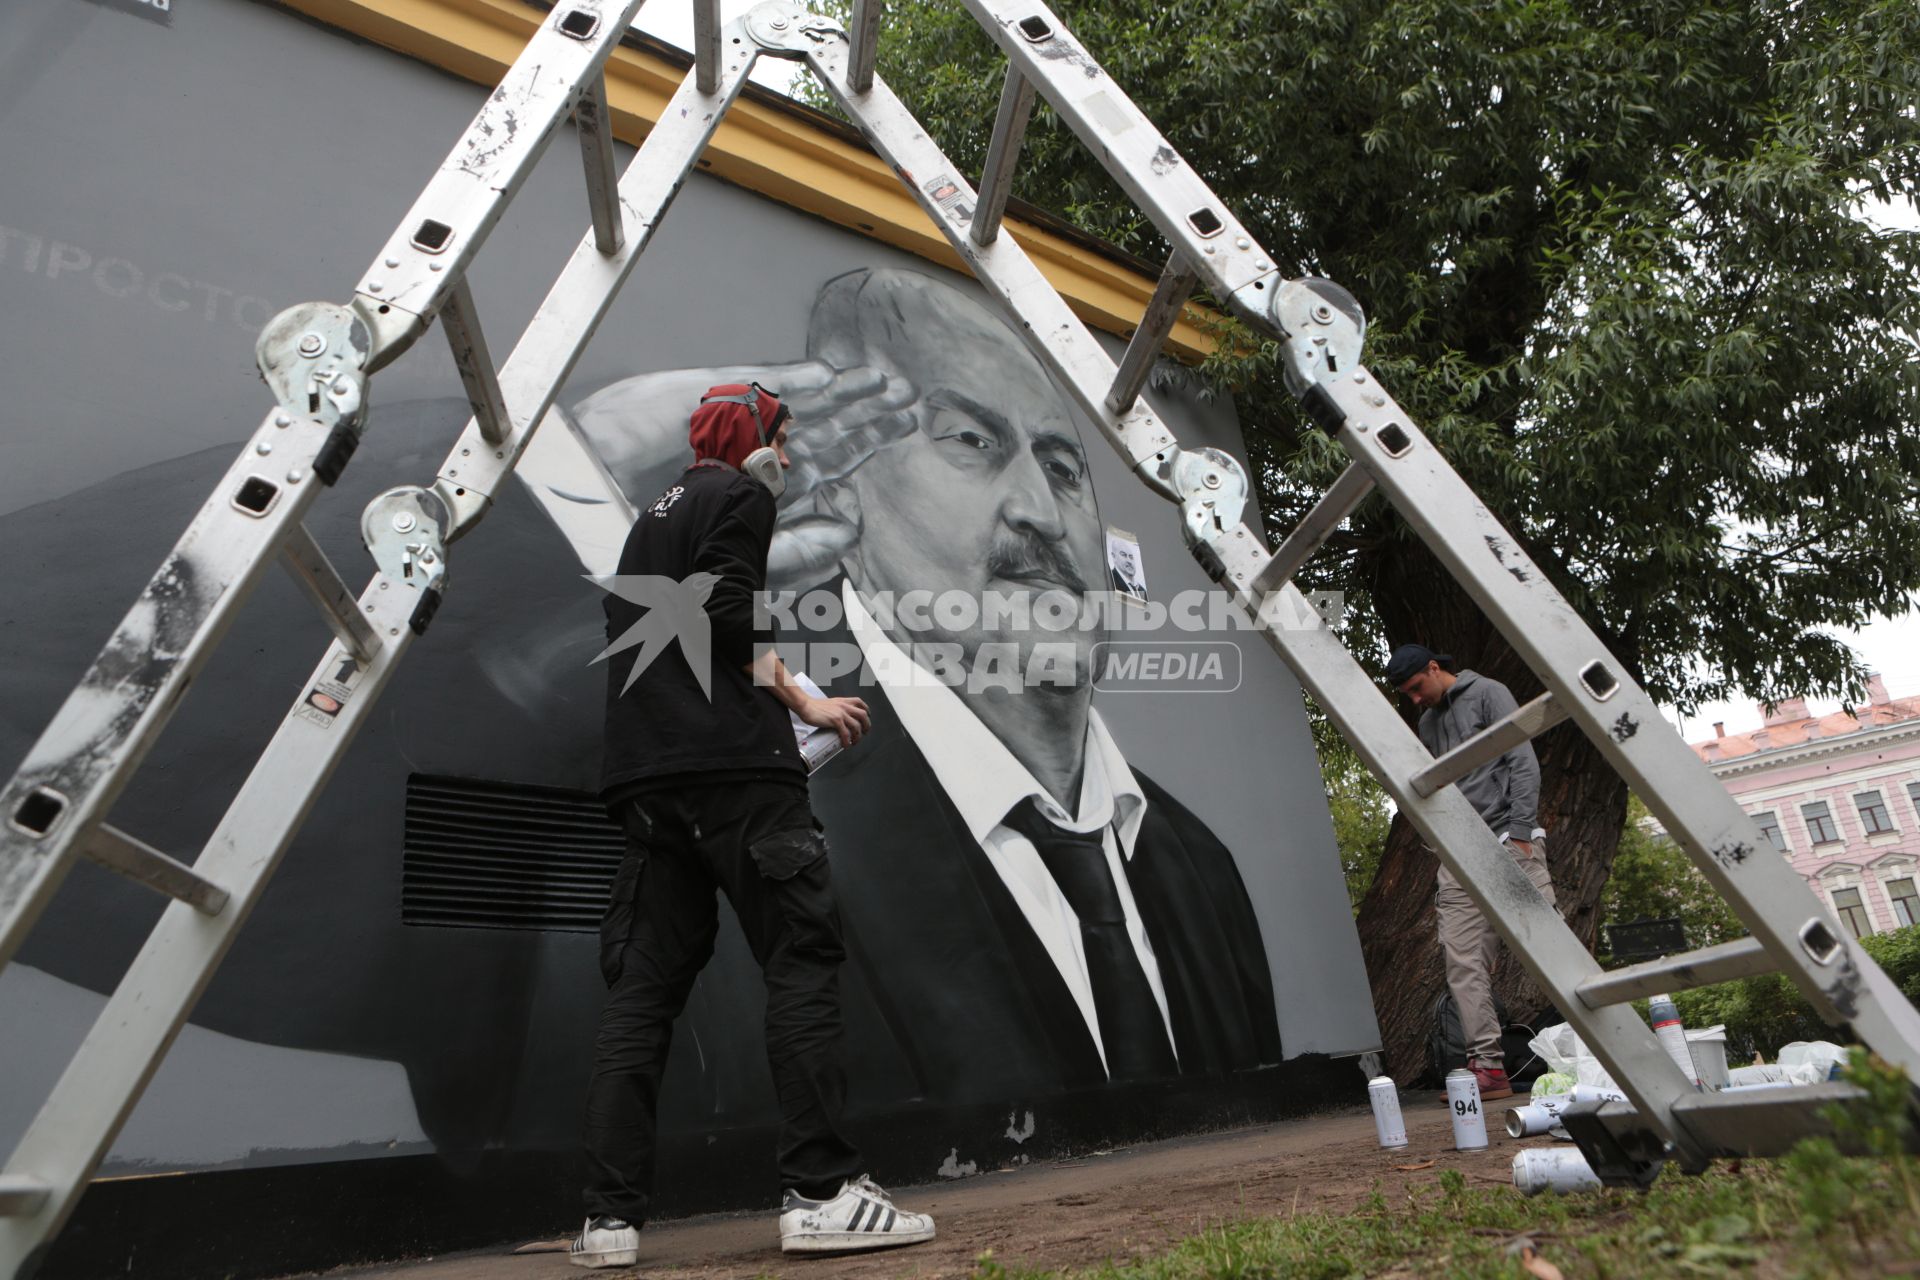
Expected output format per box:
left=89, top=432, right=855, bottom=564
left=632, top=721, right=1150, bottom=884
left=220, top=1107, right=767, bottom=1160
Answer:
left=314, top=1092, right=1537, bottom=1280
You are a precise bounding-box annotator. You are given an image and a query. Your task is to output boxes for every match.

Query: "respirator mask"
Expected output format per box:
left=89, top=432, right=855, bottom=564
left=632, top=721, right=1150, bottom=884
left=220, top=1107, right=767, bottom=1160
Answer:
left=699, top=383, right=789, bottom=498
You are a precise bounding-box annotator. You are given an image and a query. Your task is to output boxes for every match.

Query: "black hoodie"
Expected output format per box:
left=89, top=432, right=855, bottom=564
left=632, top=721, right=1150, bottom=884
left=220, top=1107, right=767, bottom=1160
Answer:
left=599, top=461, right=803, bottom=799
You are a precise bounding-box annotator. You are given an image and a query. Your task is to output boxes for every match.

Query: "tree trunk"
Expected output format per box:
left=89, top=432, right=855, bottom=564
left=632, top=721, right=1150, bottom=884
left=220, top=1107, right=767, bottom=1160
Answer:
left=1355, top=555, right=1630, bottom=1083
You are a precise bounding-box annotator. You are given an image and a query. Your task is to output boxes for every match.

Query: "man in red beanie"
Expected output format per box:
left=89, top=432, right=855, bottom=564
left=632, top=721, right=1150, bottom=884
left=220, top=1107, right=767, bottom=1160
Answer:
left=572, top=385, right=936, bottom=1268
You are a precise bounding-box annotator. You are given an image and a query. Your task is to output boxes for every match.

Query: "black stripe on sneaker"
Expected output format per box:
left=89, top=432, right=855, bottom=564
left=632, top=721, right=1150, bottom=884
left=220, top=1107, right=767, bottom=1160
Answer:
left=848, top=1201, right=872, bottom=1232
left=882, top=1207, right=896, bottom=1232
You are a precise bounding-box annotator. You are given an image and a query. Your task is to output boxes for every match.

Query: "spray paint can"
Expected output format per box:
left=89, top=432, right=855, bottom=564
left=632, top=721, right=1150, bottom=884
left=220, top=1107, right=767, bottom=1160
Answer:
left=1504, top=1084, right=1628, bottom=1138
left=1648, top=993, right=1701, bottom=1086
left=1368, top=1076, right=1408, bottom=1148
left=1445, top=1068, right=1488, bottom=1150
left=1511, top=1147, right=1604, bottom=1194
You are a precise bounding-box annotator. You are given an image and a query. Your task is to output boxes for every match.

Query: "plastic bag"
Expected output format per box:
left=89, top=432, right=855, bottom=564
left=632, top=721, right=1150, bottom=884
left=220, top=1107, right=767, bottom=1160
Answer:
left=1526, top=1023, right=1621, bottom=1092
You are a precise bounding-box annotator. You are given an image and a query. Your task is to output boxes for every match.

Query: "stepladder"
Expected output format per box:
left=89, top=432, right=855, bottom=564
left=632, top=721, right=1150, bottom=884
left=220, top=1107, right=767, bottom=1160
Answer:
left=2, top=0, right=1918, bottom=1272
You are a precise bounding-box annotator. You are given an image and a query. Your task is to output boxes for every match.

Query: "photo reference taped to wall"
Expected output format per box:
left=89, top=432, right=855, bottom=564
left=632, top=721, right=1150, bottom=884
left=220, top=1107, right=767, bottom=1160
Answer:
left=1106, top=527, right=1148, bottom=604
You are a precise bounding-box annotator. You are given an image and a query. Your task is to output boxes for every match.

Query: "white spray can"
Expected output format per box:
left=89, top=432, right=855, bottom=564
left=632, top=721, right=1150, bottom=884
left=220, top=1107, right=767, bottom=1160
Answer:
left=1445, top=1067, right=1488, bottom=1150
left=1368, top=1076, right=1408, bottom=1148
left=1648, top=993, right=1701, bottom=1086
left=1504, top=1083, right=1628, bottom=1138
left=1512, top=1147, right=1604, bottom=1194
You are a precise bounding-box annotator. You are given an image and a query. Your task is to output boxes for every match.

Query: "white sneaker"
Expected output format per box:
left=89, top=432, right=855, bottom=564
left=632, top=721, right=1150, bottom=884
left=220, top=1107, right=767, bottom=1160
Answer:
left=778, top=1175, right=936, bottom=1253
left=569, top=1215, right=640, bottom=1269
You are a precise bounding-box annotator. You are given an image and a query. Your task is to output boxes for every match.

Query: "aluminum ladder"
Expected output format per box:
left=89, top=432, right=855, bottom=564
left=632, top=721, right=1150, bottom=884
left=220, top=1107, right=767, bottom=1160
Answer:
left=3, top=1, right=1917, bottom=1272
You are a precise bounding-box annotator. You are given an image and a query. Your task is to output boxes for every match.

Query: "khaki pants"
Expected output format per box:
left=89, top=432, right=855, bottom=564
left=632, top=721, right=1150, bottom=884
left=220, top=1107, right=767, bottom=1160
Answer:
left=1435, top=838, right=1555, bottom=1068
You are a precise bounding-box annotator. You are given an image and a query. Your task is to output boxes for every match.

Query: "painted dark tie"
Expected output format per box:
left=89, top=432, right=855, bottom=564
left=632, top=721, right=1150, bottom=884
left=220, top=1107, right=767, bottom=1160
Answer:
left=1003, top=798, right=1177, bottom=1081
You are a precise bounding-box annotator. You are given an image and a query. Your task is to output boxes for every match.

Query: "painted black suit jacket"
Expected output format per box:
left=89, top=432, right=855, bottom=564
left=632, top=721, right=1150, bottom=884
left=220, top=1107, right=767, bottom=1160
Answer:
left=803, top=657, right=1283, bottom=1106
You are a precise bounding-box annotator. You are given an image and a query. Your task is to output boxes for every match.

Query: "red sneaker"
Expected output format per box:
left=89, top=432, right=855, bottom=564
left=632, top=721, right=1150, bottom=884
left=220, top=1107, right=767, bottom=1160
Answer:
left=1472, top=1065, right=1514, bottom=1100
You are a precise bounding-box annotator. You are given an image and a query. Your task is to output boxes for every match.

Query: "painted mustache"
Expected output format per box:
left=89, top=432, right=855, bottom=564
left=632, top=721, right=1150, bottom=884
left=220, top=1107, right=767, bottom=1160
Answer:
left=987, top=534, right=1087, bottom=595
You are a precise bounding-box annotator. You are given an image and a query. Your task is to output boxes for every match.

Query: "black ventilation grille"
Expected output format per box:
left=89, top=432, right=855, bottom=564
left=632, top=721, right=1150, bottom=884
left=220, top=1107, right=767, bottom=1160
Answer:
left=403, top=774, right=624, bottom=932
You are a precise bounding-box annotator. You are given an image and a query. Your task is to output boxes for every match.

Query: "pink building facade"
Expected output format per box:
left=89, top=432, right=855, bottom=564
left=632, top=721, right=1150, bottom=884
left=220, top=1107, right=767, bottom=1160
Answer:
left=1689, top=676, right=1920, bottom=939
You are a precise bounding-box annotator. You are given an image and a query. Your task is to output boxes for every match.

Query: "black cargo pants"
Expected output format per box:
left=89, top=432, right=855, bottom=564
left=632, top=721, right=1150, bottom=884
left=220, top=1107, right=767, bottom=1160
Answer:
left=582, top=779, right=861, bottom=1224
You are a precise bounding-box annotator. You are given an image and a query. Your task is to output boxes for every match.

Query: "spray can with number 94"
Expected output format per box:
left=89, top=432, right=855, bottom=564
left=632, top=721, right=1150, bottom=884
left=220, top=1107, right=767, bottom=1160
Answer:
left=1445, top=1067, right=1488, bottom=1149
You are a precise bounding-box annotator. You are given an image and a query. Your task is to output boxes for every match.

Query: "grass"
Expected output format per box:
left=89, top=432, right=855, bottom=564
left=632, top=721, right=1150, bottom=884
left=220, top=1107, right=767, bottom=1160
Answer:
left=970, top=1053, right=1920, bottom=1280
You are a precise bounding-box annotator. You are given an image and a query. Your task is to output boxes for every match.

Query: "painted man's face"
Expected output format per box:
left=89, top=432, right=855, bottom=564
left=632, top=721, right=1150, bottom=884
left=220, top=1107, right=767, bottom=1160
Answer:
left=845, top=324, right=1103, bottom=689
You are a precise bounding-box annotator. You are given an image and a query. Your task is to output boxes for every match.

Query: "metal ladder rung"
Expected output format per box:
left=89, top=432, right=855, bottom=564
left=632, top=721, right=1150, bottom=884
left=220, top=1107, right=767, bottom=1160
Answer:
left=439, top=278, right=511, bottom=446
left=0, top=1176, right=49, bottom=1217
left=80, top=825, right=229, bottom=915
left=575, top=73, right=625, bottom=255
left=1671, top=1082, right=1875, bottom=1156
left=971, top=65, right=1036, bottom=248
left=280, top=523, right=381, bottom=663
left=1409, top=691, right=1567, bottom=798
left=1250, top=462, right=1374, bottom=597
left=845, top=0, right=882, bottom=94
left=1576, top=936, right=1774, bottom=1008
left=693, top=0, right=721, bottom=91
left=1106, top=253, right=1197, bottom=414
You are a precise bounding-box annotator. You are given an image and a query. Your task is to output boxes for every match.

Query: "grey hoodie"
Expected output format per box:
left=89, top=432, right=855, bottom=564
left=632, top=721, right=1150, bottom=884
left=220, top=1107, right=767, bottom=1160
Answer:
left=1415, top=669, right=1540, bottom=842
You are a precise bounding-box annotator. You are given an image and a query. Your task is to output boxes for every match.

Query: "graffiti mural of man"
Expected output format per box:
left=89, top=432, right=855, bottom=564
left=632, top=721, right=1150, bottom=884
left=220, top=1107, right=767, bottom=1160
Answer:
left=551, top=268, right=1281, bottom=1105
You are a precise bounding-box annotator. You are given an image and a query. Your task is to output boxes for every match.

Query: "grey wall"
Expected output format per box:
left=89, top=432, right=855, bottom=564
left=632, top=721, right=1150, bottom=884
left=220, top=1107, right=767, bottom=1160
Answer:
left=0, top=0, right=1378, bottom=1179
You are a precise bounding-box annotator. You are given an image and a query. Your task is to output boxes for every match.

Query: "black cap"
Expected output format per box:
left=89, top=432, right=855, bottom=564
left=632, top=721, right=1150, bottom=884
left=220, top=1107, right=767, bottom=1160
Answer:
left=1386, top=643, right=1453, bottom=687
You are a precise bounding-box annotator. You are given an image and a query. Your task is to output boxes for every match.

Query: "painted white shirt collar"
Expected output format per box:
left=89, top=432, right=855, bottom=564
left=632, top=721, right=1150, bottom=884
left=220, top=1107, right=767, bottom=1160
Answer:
left=839, top=581, right=1145, bottom=851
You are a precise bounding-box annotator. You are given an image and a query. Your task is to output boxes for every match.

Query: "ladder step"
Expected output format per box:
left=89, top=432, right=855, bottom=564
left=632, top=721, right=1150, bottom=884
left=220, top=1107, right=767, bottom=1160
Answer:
left=575, top=73, right=625, bottom=255
left=439, top=277, right=511, bottom=446
left=1576, top=936, right=1774, bottom=1008
left=81, top=825, right=229, bottom=915
left=1670, top=1082, right=1876, bottom=1158
left=1250, top=462, right=1374, bottom=597
left=351, top=0, right=649, bottom=364
left=280, top=523, right=381, bottom=664
left=971, top=64, right=1036, bottom=248
left=1106, top=252, right=1198, bottom=414
left=845, top=0, right=883, bottom=94
left=0, top=1176, right=50, bottom=1217
left=1409, top=690, right=1567, bottom=798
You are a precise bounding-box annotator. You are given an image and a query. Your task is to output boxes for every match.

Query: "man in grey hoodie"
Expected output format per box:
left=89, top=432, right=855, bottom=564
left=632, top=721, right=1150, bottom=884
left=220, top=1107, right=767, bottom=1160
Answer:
left=1385, top=643, right=1555, bottom=1100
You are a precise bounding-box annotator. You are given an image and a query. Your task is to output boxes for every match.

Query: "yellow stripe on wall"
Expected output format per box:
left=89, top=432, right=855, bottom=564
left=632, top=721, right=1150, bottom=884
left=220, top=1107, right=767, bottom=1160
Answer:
left=278, top=0, right=1222, bottom=361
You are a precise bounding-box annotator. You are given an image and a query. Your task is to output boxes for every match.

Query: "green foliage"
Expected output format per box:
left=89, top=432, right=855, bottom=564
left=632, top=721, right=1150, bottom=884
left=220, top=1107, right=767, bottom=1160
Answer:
left=805, top=0, right=1920, bottom=708
left=1599, top=796, right=1748, bottom=963
left=1673, top=925, right=1920, bottom=1059
left=1311, top=707, right=1393, bottom=911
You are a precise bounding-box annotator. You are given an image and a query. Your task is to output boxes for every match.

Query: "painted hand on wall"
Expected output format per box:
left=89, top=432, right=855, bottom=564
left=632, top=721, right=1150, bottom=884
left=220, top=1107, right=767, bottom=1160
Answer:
left=558, top=357, right=920, bottom=593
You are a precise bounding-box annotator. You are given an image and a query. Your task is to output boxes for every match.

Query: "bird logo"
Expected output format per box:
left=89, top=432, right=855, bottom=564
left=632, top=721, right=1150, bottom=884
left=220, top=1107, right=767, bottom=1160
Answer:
left=586, top=572, right=722, bottom=699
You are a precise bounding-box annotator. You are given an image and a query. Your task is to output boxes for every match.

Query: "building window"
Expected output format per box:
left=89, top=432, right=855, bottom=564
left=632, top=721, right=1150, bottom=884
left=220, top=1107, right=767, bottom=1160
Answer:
left=1856, top=791, right=1896, bottom=836
left=1888, top=877, right=1919, bottom=930
left=1802, top=800, right=1840, bottom=845
left=1908, top=780, right=1920, bottom=824
left=1831, top=886, right=1874, bottom=939
left=1753, top=811, right=1788, bottom=855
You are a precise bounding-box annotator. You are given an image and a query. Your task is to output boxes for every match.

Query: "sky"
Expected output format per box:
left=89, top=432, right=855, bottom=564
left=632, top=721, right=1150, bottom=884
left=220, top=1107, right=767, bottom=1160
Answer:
left=629, top=10, right=1918, bottom=743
